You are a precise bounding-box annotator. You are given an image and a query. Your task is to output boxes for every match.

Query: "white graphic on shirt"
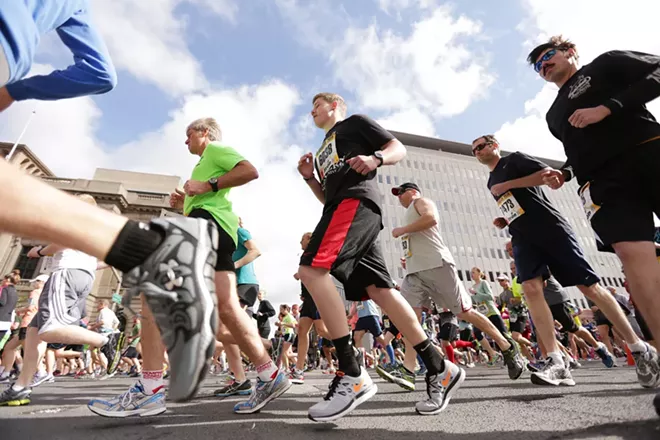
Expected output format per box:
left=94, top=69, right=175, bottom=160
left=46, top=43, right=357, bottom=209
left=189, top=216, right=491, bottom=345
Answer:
left=315, top=132, right=345, bottom=186
left=568, top=75, right=592, bottom=99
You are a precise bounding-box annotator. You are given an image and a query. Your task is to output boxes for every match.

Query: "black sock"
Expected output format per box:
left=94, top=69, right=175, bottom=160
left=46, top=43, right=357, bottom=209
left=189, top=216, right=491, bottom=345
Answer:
left=333, top=335, right=360, bottom=377
left=105, top=220, right=164, bottom=273
left=414, top=339, right=445, bottom=376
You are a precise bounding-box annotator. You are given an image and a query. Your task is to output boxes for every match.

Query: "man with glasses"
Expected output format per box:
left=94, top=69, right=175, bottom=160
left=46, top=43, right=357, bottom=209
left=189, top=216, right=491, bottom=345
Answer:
left=471, top=134, right=656, bottom=388
left=527, top=36, right=660, bottom=413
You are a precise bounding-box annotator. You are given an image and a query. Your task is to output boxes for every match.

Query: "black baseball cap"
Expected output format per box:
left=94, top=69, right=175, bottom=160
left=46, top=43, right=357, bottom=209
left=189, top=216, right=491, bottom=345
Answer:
left=391, top=182, right=421, bottom=196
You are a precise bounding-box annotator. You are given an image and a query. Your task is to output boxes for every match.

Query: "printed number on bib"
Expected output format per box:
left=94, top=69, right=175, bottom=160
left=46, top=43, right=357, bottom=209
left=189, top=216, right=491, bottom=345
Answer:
left=477, top=304, right=489, bottom=314
left=315, top=132, right=339, bottom=181
left=401, top=235, right=412, bottom=258
left=497, top=191, right=525, bottom=224
left=578, top=182, right=601, bottom=221
left=383, top=319, right=390, bottom=328
left=509, top=314, right=518, bottom=323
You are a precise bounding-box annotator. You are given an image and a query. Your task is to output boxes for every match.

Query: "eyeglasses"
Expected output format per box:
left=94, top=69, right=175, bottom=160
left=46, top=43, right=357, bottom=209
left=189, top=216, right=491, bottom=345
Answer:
left=534, top=49, right=557, bottom=73
left=472, top=142, right=493, bottom=155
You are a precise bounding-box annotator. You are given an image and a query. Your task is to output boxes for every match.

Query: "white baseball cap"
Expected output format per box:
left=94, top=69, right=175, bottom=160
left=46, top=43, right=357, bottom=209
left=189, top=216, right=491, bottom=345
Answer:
left=30, top=274, right=50, bottom=283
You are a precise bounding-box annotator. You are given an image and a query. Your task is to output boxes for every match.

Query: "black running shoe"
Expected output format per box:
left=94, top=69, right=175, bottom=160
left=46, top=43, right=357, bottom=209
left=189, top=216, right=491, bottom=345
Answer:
left=101, top=332, right=125, bottom=375
left=0, top=386, right=31, bottom=406
left=122, top=217, right=219, bottom=402
left=214, top=379, right=252, bottom=397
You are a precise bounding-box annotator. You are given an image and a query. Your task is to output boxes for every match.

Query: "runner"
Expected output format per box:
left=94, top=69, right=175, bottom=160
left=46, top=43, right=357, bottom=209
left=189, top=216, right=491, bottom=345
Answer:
left=297, top=93, right=462, bottom=421
left=88, top=117, right=291, bottom=417
left=496, top=273, right=535, bottom=362
left=291, top=232, right=330, bottom=384
left=390, top=182, right=524, bottom=381
left=254, top=290, right=276, bottom=340
left=473, top=133, right=655, bottom=387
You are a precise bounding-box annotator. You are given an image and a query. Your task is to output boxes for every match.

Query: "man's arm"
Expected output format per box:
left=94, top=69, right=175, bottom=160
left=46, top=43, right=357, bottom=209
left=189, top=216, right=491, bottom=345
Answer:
left=37, top=244, right=67, bottom=256
left=4, top=8, right=117, bottom=102
left=599, top=50, right=660, bottom=115
left=215, top=160, right=259, bottom=191
left=379, top=138, right=407, bottom=166
left=305, top=178, right=326, bottom=205
left=399, top=198, right=438, bottom=234
left=234, top=238, right=261, bottom=269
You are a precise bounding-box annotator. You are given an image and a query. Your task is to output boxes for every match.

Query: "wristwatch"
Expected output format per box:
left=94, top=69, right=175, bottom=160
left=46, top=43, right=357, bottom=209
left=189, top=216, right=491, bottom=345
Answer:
left=373, top=151, right=384, bottom=167
left=37, top=247, right=45, bottom=257
left=208, top=177, right=219, bottom=192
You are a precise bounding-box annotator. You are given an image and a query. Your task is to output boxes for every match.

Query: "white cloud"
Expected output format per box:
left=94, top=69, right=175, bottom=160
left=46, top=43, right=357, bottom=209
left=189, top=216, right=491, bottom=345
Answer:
left=89, top=0, right=238, bottom=96
left=497, top=0, right=660, bottom=161
left=377, top=108, right=436, bottom=137
left=376, top=0, right=438, bottom=14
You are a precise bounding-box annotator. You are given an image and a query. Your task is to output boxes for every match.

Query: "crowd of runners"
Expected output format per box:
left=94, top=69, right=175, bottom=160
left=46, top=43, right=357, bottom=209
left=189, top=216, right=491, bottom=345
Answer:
left=1, top=1, right=660, bottom=425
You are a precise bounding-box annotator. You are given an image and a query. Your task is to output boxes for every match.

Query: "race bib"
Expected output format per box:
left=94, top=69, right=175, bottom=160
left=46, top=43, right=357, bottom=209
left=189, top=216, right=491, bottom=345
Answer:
left=497, top=191, right=525, bottom=224
left=357, top=302, right=364, bottom=310
left=509, top=314, right=518, bottom=323
left=579, top=182, right=601, bottom=221
left=383, top=318, right=390, bottom=328
left=315, top=132, right=339, bottom=181
left=477, top=304, right=489, bottom=314
left=401, top=235, right=412, bottom=258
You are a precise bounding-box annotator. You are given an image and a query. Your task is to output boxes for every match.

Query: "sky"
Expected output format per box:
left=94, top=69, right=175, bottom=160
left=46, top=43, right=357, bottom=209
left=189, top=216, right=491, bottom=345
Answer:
left=1, top=0, right=659, bottom=308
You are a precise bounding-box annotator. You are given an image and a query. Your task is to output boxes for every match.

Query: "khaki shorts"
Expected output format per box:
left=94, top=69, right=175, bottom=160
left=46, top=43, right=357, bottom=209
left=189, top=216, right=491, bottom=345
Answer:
left=401, top=263, right=472, bottom=316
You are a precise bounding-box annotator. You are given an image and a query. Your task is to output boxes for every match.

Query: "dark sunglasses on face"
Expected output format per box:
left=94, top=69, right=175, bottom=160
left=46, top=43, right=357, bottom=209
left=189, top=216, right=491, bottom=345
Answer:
left=534, top=49, right=557, bottom=73
left=472, top=142, right=492, bottom=155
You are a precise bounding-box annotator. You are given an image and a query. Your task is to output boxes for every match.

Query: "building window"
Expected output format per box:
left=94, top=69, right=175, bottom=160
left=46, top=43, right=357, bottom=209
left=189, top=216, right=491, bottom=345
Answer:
left=414, top=161, right=419, bottom=169
left=483, top=247, right=489, bottom=258
left=457, top=270, right=464, bottom=281
left=613, top=278, right=619, bottom=287
left=466, top=270, right=472, bottom=281
left=421, top=162, right=426, bottom=170
left=13, top=245, right=40, bottom=280
left=378, top=175, right=383, bottom=183
left=394, top=176, right=399, bottom=185
left=435, top=163, right=440, bottom=172
left=386, top=175, right=391, bottom=184
left=397, top=267, right=403, bottom=278
left=488, top=271, right=495, bottom=282
left=444, top=202, right=449, bottom=211
left=490, top=248, right=496, bottom=259
left=497, top=249, right=504, bottom=259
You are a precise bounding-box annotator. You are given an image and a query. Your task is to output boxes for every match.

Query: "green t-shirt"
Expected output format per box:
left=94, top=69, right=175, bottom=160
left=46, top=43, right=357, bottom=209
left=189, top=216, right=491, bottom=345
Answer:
left=130, top=322, right=141, bottom=347
left=183, top=143, right=246, bottom=244
left=281, top=314, right=297, bottom=336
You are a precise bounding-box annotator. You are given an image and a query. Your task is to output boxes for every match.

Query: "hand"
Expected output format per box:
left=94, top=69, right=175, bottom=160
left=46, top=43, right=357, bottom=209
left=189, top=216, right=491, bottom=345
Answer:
left=0, top=87, right=15, bottom=113
left=469, top=288, right=476, bottom=295
left=169, top=188, right=186, bottom=209
left=347, top=155, right=378, bottom=175
left=392, top=227, right=406, bottom=238
left=400, top=257, right=407, bottom=270
left=568, top=105, right=611, bottom=128
left=493, top=217, right=508, bottom=230
left=27, top=246, right=42, bottom=258
left=490, top=182, right=510, bottom=197
left=297, top=153, right=315, bottom=179
left=293, top=272, right=300, bottom=281
left=183, top=180, right=211, bottom=196
left=541, top=168, right=565, bottom=190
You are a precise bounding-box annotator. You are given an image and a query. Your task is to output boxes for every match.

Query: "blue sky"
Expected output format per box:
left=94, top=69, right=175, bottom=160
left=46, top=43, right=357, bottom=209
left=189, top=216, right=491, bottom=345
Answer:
left=1, top=0, right=658, bottom=305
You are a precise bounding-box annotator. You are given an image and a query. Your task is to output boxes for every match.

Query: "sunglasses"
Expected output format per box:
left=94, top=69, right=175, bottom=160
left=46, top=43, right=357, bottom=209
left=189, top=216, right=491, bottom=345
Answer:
left=472, top=142, right=493, bottom=155
left=534, top=49, right=557, bottom=73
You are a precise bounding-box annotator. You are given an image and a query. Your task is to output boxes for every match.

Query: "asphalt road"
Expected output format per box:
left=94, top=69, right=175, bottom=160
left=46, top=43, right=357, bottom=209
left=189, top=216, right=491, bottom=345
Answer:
left=2, top=362, right=659, bottom=440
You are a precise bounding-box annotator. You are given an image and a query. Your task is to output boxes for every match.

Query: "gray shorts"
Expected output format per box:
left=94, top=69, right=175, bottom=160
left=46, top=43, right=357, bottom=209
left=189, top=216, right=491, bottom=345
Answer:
left=29, top=269, right=94, bottom=334
left=401, top=263, right=472, bottom=316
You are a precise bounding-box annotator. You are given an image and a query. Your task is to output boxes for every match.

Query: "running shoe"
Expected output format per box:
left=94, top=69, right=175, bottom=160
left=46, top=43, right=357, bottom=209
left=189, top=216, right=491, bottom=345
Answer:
left=101, top=332, right=125, bottom=375
left=121, top=217, right=219, bottom=402
left=595, top=345, right=615, bottom=368
left=0, top=386, right=31, bottom=406
left=389, top=364, right=416, bottom=391
left=214, top=379, right=252, bottom=397
left=526, top=361, right=543, bottom=373
left=632, top=343, right=660, bottom=389
left=290, top=369, right=305, bottom=385
left=375, top=363, right=396, bottom=384
left=530, top=357, right=575, bottom=386
left=31, top=371, right=55, bottom=387
left=88, top=381, right=166, bottom=418
left=308, top=367, right=377, bottom=422
left=502, top=345, right=525, bottom=380
left=568, top=359, right=582, bottom=370
left=234, top=370, right=291, bottom=414
left=415, top=360, right=465, bottom=415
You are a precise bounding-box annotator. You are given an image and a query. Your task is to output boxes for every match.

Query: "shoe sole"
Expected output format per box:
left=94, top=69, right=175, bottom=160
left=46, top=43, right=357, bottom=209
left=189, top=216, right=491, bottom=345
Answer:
left=308, top=384, right=378, bottom=422
left=234, top=378, right=292, bottom=414
left=88, top=405, right=167, bottom=418
left=508, top=363, right=524, bottom=380
left=290, top=379, right=305, bottom=385
left=416, top=368, right=466, bottom=416
left=391, top=375, right=415, bottom=392
left=215, top=390, right=252, bottom=397
left=375, top=367, right=394, bottom=383
left=163, top=219, right=219, bottom=403
left=107, top=333, right=126, bottom=375
left=530, top=373, right=575, bottom=386
left=0, top=399, right=30, bottom=407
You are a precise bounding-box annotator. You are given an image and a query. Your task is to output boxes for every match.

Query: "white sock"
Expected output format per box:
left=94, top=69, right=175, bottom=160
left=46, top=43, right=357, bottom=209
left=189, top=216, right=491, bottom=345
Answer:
left=256, top=360, right=278, bottom=382
left=596, top=342, right=606, bottom=351
left=11, top=384, right=25, bottom=392
left=628, top=341, right=647, bottom=353
left=140, top=370, right=165, bottom=395
left=0, top=366, right=5, bottom=375
left=548, top=351, right=565, bottom=367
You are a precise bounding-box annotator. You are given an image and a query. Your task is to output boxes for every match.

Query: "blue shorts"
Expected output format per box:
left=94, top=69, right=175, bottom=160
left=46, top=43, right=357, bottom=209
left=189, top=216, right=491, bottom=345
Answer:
left=354, top=315, right=383, bottom=338
left=512, top=233, right=600, bottom=287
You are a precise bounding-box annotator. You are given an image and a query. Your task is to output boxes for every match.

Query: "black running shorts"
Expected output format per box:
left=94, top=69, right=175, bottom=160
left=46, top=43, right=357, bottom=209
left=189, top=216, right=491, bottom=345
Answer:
left=473, top=314, right=507, bottom=341
left=635, top=309, right=653, bottom=342
left=300, top=297, right=320, bottom=320
left=549, top=302, right=580, bottom=334
left=579, top=139, right=660, bottom=251
left=300, top=198, right=394, bottom=301
left=237, top=284, right=259, bottom=308
left=188, top=209, right=236, bottom=272
left=508, top=314, right=528, bottom=334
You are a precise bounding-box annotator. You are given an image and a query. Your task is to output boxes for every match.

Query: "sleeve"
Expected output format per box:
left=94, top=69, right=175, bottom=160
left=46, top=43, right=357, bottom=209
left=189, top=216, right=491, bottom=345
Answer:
left=559, top=159, right=575, bottom=183
left=5, top=8, right=117, bottom=101
left=0, top=288, right=6, bottom=307
left=237, top=228, right=252, bottom=243
left=510, top=152, right=549, bottom=176
left=263, top=300, right=276, bottom=317
left=595, top=51, right=660, bottom=115
left=353, top=114, right=396, bottom=153
left=207, top=145, right=247, bottom=173
left=472, top=281, right=494, bottom=302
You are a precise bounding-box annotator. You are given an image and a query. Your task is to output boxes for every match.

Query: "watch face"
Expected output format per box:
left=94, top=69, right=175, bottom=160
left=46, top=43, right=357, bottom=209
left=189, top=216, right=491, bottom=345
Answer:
left=209, top=178, right=218, bottom=184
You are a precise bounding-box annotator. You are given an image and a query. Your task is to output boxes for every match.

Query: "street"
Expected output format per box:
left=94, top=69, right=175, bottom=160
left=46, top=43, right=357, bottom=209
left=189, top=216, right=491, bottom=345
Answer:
left=3, top=362, right=659, bottom=440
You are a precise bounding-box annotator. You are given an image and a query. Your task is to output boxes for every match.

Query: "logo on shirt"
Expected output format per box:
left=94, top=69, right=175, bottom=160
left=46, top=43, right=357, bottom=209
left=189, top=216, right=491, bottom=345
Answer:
left=568, top=75, right=592, bottom=99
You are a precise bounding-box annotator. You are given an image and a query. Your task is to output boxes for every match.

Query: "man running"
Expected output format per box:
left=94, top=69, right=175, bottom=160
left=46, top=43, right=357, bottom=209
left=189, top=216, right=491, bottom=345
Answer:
left=473, top=134, right=656, bottom=387
left=391, top=182, right=525, bottom=381
left=528, top=36, right=660, bottom=398
left=88, top=118, right=291, bottom=417
left=297, top=93, right=461, bottom=421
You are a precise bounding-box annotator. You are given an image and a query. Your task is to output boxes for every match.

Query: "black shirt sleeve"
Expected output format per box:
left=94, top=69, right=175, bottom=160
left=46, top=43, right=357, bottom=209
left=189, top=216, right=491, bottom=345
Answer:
left=0, top=287, right=6, bottom=307
left=353, top=114, right=396, bottom=152
left=595, top=50, right=660, bottom=114
left=510, top=152, right=549, bottom=177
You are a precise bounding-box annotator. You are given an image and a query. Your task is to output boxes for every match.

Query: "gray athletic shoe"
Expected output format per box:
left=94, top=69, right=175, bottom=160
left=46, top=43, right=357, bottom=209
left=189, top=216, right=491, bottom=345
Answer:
left=530, top=357, right=575, bottom=386
left=415, top=360, right=465, bottom=415
left=122, top=217, right=219, bottom=402
left=632, top=343, right=660, bottom=389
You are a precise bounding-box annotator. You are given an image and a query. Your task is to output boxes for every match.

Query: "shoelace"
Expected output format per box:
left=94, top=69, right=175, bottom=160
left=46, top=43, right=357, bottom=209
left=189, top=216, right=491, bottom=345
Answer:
left=119, top=385, right=141, bottom=408
left=324, top=372, right=345, bottom=401
left=425, top=374, right=441, bottom=400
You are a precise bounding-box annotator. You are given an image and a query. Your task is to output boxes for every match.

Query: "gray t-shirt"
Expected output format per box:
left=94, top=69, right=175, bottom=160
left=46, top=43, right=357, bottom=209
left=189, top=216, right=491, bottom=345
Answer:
left=543, top=276, right=569, bottom=306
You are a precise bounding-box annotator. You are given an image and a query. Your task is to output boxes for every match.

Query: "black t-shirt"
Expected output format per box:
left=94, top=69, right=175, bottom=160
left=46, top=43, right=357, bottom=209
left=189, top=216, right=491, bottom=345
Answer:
left=487, top=152, right=574, bottom=244
left=315, top=114, right=395, bottom=209
left=546, top=50, right=660, bottom=184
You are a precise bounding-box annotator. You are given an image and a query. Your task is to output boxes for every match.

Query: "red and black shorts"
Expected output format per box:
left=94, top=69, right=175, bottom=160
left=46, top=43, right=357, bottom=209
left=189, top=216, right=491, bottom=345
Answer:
left=300, top=198, right=394, bottom=301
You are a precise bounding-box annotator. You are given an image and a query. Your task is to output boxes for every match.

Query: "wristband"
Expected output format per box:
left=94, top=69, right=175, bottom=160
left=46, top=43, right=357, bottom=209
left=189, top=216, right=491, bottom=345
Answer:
left=37, top=248, right=45, bottom=257
left=303, top=176, right=314, bottom=181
